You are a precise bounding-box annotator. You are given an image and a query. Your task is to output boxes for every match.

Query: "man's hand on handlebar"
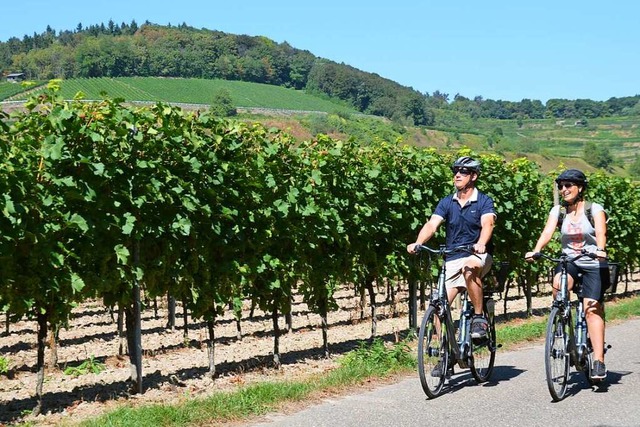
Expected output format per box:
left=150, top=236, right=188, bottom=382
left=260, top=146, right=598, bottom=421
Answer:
left=407, top=243, right=420, bottom=254
left=473, top=243, right=486, bottom=254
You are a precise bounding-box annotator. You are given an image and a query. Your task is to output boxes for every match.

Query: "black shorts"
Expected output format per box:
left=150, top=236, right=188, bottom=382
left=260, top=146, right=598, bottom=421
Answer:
left=554, top=261, right=609, bottom=303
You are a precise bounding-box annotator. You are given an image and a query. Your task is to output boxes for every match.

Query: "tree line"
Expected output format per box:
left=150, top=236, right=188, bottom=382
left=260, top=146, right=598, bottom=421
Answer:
left=2, top=22, right=640, bottom=125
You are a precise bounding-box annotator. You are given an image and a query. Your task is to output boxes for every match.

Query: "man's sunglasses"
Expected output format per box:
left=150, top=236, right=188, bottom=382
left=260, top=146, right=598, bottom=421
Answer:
left=557, top=182, right=576, bottom=190
left=452, top=167, right=473, bottom=176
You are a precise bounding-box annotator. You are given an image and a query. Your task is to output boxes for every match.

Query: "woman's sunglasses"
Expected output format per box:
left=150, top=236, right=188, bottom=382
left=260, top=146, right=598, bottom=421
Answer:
left=557, top=182, right=576, bottom=190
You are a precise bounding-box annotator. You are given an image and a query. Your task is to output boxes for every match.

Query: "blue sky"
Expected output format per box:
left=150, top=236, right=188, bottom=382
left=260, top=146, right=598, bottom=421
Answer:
left=2, top=0, right=638, bottom=103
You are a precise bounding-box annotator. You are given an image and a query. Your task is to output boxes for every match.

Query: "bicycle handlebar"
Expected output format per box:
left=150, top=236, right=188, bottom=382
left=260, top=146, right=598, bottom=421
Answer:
left=414, top=244, right=477, bottom=258
left=527, top=250, right=598, bottom=264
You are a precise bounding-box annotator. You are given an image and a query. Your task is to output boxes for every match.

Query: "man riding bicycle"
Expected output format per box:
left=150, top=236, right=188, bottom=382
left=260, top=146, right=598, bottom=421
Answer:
left=407, top=156, right=496, bottom=340
left=525, top=169, right=608, bottom=380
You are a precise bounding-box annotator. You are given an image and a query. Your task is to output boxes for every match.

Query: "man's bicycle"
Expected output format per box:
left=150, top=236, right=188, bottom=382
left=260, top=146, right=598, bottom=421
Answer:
left=528, top=250, right=609, bottom=401
left=414, top=244, right=497, bottom=399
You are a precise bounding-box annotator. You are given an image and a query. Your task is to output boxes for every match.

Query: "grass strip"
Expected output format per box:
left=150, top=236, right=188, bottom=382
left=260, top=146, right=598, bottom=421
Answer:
left=79, top=338, right=413, bottom=427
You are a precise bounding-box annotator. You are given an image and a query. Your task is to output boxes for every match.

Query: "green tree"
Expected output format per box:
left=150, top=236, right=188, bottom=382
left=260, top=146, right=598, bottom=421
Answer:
left=628, top=154, right=640, bottom=176
left=584, top=141, right=614, bottom=170
left=209, top=89, right=236, bottom=117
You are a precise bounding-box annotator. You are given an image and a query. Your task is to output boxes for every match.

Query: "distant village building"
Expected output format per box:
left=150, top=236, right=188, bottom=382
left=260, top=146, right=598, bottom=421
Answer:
left=6, top=73, right=25, bottom=83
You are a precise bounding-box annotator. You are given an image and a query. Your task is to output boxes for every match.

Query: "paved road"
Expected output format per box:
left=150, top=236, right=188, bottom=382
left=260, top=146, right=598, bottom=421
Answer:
left=251, top=318, right=640, bottom=427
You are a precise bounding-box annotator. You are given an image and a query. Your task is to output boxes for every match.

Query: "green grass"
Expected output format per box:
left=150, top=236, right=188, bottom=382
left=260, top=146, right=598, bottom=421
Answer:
left=0, top=81, right=44, bottom=101
left=0, top=82, right=25, bottom=100
left=78, top=338, right=414, bottom=427
left=4, top=77, right=357, bottom=114
left=63, top=355, right=106, bottom=377
left=71, top=294, right=639, bottom=427
left=0, top=355, right=8, bottom=375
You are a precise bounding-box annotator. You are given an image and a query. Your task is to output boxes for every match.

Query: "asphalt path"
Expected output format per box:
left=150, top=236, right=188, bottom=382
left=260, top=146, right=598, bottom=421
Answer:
left=251, top=318, right=640, bottom=427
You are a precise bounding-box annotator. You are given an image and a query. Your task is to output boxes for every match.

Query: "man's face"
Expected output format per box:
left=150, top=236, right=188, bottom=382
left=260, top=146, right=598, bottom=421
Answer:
left=452, top=167, right=476, bottom=190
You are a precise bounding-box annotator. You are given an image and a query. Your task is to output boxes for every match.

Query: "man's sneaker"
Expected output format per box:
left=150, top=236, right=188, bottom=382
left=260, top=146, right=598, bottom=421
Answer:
left=431, top=360, right=444, bottom=377
left=470, top=316, right=488, bottom=340
left=591, top=360, right=607, bottom=380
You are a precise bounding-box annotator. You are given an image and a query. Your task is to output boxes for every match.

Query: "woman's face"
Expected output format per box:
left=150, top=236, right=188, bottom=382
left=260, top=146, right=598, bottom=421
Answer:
left=557, top=181, right=581, bottom=202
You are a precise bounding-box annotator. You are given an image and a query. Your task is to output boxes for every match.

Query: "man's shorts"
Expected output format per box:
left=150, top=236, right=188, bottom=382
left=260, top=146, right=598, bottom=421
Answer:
left=445, top=254, right=493, bottom=289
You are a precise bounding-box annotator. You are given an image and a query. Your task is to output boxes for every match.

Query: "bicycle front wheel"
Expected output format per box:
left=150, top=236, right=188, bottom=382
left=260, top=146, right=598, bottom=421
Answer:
left=470, top=317, right=496, bottom=383
left=417, top=306, right=448, bottom=398
left=545, top=306, right=571, bottom=401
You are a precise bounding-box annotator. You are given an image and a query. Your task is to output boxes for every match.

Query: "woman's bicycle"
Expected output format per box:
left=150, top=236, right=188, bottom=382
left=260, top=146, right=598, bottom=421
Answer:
left=528, top=250, right=608, bottom=401
left=414, top=244, right=497, bottom=399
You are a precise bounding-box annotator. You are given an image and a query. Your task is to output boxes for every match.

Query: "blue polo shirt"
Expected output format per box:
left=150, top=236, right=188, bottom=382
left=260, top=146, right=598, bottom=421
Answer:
left=433, top=188, right=496, bottom=261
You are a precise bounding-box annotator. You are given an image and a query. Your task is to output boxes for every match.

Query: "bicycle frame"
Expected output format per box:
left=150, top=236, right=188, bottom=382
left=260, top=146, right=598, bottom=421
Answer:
left=416, top=243, right=497, bottom=398
left=546, top=252, right=591, bottom=371
left=423, top=245, right=476, bottom=369
left=534, top=249, right=607, bottom=401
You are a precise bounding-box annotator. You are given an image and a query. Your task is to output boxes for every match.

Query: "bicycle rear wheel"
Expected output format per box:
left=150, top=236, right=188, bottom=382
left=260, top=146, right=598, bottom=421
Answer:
left=417, top=306, right=448, bottom=398
left=545, top=307, right=571, bottom=401
left=470, top=317, right=496, bottom=382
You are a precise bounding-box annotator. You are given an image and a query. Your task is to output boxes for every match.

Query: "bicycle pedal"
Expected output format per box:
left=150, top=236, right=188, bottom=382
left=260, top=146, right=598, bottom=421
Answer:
left=472, top=336, right=489, bottom=346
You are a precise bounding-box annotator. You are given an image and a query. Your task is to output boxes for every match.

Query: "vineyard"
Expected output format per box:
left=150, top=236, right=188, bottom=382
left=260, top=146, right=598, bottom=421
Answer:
left=1, top=77, right=357, bottom=114
left=1, top=82, right=640, bottom=423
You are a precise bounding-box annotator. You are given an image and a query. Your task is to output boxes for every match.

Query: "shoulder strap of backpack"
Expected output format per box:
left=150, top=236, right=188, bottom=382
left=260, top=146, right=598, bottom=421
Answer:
left=558, top=201, right=596, bottom=230
left=584, top=200, right=594, bottom=228
left=556, top=205, right=566, bottom=231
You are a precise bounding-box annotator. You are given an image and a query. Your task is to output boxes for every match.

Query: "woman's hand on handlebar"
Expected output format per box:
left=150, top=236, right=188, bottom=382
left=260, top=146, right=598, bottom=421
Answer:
left=524, top=251, right=540, bottom=262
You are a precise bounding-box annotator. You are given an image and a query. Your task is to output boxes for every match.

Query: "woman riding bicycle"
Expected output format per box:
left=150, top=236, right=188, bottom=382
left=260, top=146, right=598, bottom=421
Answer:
left=525, top=169, right=608, bottom=380
left=407, top=156, right=496, bottom=340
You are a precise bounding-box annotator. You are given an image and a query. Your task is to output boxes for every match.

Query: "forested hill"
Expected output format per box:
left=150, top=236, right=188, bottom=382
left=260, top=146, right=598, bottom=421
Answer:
left=1, top=21, right=639, bottom=124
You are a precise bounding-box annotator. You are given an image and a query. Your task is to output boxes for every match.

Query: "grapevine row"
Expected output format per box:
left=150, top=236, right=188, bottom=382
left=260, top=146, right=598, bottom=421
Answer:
left=0, top=82, right=638, bottom=412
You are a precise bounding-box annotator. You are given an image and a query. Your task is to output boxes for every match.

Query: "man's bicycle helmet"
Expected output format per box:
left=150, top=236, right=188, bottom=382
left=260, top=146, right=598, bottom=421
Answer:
left=555, top=169, right=588, bottom=187
left=452, top=156, right=481, bottom=174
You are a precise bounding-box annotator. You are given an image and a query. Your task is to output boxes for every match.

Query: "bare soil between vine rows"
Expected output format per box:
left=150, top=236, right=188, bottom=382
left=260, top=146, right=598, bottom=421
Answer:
left=1, top=278, right=639, bottom=426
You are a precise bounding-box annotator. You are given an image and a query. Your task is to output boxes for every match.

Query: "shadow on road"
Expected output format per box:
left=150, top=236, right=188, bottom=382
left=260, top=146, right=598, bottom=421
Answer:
left=484, top=365, right=527, bottom=385
left=441, top=364, right=526, bottom=395
left=549, top=369, right=631, bottom=402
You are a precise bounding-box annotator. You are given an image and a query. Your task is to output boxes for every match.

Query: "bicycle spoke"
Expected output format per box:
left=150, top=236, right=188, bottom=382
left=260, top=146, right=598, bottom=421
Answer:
left=418, top=307, right=448, bottom=398
left=470, top=322, right=496, bottom=383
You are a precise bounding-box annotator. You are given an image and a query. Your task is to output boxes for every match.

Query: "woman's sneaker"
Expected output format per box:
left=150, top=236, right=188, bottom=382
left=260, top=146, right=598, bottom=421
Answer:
left=591, top=360, right=607, bottom=380
left=431, top=359, right=444, bottom=377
